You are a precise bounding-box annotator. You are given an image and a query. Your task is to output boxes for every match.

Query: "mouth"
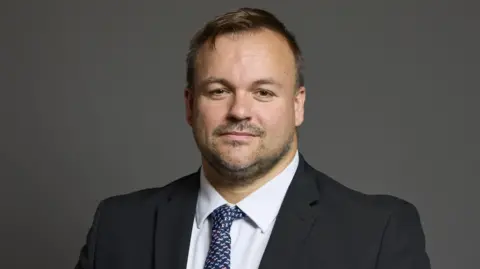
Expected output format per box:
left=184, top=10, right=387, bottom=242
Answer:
left=221, top=132, right=256, bottom=137
left=219, top=132, right=258, bottom=141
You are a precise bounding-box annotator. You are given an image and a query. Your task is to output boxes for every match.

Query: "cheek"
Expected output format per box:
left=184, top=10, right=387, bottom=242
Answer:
left=195, top=102, right=227, bottom=131
left=258, top=104, right=293, bottom=134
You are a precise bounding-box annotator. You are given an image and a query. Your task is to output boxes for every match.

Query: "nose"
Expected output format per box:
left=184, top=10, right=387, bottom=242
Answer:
left=227, top=92, right=252, bottom=121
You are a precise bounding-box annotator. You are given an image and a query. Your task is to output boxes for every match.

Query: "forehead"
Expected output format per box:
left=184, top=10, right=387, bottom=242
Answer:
left=194, top=29, right=296, bottom=88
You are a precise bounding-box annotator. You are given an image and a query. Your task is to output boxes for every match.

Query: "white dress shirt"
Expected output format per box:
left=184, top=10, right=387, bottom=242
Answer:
left=185, top=151, right=299, bottom=269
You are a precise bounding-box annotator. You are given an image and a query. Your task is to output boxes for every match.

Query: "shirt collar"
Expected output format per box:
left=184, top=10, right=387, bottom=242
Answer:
left=195, top=151, right=299, bottom=233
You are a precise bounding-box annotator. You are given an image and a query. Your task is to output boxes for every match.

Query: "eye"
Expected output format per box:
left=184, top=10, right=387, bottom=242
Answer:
left=255, top=89, right=275, bottom=100
left=211, top=89, right=226, bottom=95
left=207, top=88, right=230, bottom=99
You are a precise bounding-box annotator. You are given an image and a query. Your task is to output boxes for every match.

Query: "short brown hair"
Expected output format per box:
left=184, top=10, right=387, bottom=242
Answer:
left=186, top=7, right=304, bottom=89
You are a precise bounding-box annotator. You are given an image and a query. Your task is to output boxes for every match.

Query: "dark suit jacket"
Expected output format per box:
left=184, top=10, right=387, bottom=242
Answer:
left=75, top=154, right=431, bottom=269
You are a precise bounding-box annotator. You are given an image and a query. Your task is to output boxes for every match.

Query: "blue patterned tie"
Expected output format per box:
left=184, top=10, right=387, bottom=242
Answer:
left=203, top=204, right=245, bottom=269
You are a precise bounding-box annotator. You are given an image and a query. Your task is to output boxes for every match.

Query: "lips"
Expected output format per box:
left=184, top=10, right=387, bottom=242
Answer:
left=222, top=132, right=256, bottom=136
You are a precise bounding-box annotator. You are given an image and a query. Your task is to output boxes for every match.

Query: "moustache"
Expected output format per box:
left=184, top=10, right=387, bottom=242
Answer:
left=213, top=123, right=264, bottom=137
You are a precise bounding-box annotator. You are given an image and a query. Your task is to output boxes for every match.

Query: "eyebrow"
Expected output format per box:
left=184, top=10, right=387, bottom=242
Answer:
left=197, top=76, right=282, bottom=89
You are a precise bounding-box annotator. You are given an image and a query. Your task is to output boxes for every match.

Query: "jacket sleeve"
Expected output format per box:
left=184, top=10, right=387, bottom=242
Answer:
left=74, top=201, right=104, bottom=269
left=376, top=200, right=431, bottom=269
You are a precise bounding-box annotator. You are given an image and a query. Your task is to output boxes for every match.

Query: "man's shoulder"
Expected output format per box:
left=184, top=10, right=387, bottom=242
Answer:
left=96, top=171, right=198, bottom=213
left=310, top=165, right=419, bottom=219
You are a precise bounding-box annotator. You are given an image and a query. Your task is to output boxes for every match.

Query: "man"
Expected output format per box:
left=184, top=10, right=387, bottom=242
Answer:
left=75, top=7, right=431, bottom=269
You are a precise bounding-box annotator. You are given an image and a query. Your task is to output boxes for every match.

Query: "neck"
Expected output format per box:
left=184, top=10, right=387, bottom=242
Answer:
left=203, top=142, right=298, bottom=204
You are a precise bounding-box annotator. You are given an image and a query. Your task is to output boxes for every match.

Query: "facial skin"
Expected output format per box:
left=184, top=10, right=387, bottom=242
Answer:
left=184, top=28, right=306, bottom=199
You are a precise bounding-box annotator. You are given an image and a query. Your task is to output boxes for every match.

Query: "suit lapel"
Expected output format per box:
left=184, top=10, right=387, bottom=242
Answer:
left=154, top=172, right=200, bottom=269
left=258, top=154, right=323, bottom=269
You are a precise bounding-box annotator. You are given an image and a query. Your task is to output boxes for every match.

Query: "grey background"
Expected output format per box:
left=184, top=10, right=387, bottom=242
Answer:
left=1, top=0, right=478, bottom=268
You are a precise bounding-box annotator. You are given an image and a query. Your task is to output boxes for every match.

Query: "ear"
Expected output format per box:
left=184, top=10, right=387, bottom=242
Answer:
left=294, top=86, right=306, bottom=127
left=184, top=88, right=194, bottom=126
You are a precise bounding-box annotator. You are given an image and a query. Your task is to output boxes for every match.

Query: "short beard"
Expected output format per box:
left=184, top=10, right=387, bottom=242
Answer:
left=199, top=131, right=295, bottom=187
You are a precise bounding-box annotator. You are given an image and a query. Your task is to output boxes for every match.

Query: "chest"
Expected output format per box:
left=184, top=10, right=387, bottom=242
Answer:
left=95, top=223, right=379, bottom=269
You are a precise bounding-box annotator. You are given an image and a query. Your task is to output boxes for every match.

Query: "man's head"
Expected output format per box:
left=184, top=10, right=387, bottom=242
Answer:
left=184, top=8, right=306, bottom=185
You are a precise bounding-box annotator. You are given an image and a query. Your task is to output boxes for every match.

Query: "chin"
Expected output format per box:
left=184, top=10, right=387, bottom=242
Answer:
left=220, top=153, right=255, bottom=167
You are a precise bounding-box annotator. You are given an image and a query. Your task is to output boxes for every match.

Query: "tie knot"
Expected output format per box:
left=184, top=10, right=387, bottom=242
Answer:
left=210, top=204, right=245, bottom=230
